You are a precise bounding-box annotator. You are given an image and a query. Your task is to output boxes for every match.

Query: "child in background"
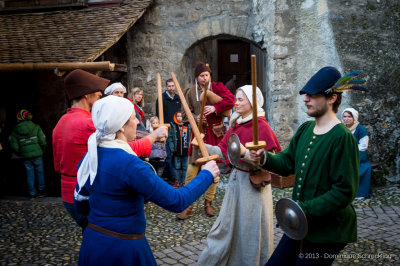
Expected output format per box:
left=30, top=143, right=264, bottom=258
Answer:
left=148, top=116, right=167, bottom=176
left=168, top=111, right=191, bottom=187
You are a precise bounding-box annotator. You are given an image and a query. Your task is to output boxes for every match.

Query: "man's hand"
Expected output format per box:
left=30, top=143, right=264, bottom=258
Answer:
left=249, top=149, right=265, bottom=164
left=201, top=160, right=220, bottom=182
left=147, top=126, right=168, bottom=143
left=204, top=105, right=216, bottom=116
left=196, top=114, right=207, bottom=124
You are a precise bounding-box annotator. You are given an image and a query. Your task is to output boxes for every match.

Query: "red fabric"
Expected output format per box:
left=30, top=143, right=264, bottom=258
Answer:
left=188, top=82, right=235, bottom=156
left=53, top=108, right=95, bottom=203
left=130, top=137, right=152, bottom=157
left=134, top=104, right=144, bottom=122
left=53, top=108, right=151, bottom=203
left=218, top=117, right=282, bottom=162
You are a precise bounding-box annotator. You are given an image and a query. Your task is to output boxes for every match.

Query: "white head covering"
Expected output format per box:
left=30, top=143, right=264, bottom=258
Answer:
left=229, top=85, right=265, bottom=128
left=77, top=95, right=134, bottom=191
left=342, top=107, right=359, bottom=122
left=104, top=82, right=127, bottom=96
left=238, top=85, right=264, bottom=113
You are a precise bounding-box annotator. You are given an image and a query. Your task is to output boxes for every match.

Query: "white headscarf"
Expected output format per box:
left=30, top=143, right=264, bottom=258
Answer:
left=342, top=107, right=359, bottom=122
left=77, top=95, right=134, bottom=191
left=229, top=85, right=265, bottom=128
left=104, top=82, right=127, bottom=96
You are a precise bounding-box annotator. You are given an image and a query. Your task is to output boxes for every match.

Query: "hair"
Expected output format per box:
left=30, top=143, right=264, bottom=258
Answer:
left=129, top=87, right=144, bottom=107
left=324, top=93, right=342, bottom=113
left=343, top=110, right=353, bottom=117
left=150, top=116, right=159, bottom=123
left=165, top=78, right=173, bottom=86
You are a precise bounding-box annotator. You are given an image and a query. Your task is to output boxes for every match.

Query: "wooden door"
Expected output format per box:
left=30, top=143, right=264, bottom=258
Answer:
left=218, top=40, right=250, bottom=90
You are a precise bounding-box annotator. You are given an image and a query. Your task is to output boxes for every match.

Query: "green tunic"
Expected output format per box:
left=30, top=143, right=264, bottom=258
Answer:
left=262, top=121, right=359, bottom=243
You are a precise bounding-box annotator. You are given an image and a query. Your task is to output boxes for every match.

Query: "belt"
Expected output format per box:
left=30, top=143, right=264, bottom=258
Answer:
left=233, top=167, right=271, bottom=188
left=233, top=166, right=259, bottom=175
left=88, top=222, right=145, bottom=240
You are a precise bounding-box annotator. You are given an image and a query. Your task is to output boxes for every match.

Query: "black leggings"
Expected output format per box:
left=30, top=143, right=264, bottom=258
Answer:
left=265, top=234, right=346, bottom=266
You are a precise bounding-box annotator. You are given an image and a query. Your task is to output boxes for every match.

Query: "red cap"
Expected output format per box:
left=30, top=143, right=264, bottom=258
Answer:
left=64, top=69, right=110, bottom=100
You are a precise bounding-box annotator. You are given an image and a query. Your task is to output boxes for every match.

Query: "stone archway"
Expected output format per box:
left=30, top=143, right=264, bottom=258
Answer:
left=178, top=35, right=269, bottom=114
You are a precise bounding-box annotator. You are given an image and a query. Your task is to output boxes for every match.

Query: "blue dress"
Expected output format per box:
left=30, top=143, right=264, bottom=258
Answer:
left=75, top=147, right=213, bottom=265
left=353, top=124, right=372, bottom=198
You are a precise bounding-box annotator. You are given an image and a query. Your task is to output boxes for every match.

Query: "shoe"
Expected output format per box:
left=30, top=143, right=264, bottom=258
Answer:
left=38, top=190, right=47, bottom=198
left=176, top=205, right=193, bottom=220
left=173, top=181, right=179, bottom=187
left=29, top=194, right=37, bottom=200
left=204, top=199, right=216, bottom=217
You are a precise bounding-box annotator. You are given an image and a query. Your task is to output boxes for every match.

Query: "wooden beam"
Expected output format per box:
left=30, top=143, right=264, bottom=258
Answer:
left=0, top=62, right=127, bottom=72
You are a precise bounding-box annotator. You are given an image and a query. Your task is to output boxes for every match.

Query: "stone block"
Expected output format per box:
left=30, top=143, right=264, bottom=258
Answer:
left=195, top=21, right=210, bottom=40
left=211, top=20, right=221, bottom=36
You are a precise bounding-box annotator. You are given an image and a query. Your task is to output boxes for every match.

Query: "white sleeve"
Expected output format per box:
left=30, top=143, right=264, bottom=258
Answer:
left=358, top=135, right=369, bottom=152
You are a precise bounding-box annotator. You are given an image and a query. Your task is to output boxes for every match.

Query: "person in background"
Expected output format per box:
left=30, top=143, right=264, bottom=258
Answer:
left=10, top=109, right=46, bottom=199
left=178, top=62, right=235, bottom=219
left=342, top=107, right=372, bottom=199
left=129, top=87, right=147, bottom=132
left=53, top=69, right=167, bottom=229
left=74, top=95, right=219, bottom=265
left=168, top=111, right=191, bottom=187
left=156, top=78, right=181, bottom=185
left=148, top=116, right=167, bottom=176
left=104, top=82, right=126, bottom=97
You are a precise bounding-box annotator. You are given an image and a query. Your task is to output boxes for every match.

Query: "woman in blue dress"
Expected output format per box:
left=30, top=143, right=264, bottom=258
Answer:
left=74, top=95, right=220, bottom=265
left=342, top=107, right=372, bottom=198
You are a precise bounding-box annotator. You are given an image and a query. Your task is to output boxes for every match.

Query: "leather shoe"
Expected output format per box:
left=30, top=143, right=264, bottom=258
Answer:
left=177, top=205, right=193, bottom=220
left=204, top=199, right=216, bottom=217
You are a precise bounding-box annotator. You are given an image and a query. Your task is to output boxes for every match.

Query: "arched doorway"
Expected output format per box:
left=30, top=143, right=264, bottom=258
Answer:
left=180, top=35, right=267, bottom=110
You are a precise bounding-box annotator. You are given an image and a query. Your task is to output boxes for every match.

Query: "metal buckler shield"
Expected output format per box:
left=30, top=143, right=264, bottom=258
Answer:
left=227, top=133, right=241, bottom=168
left=275, top=198, right=308, bottom=240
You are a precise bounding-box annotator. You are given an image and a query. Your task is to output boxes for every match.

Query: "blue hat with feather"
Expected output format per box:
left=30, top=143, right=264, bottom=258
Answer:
left=300, top=66, right=367, bottom=95
left=299, top=66, right=341, bottom=95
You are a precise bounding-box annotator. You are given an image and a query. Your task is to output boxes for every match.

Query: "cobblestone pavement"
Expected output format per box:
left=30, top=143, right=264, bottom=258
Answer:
left=1, top=174, right=399, bottom=265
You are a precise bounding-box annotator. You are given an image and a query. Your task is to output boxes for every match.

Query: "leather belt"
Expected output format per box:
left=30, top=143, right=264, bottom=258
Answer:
left=88, top=222, right=145, bottom=240
left=232, top=166, right=258, bottom=175
left=233, top=167, right=271, bottom=188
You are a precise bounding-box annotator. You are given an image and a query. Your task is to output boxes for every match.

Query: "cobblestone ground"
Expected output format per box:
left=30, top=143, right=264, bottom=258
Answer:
left=1, top=174, right=399, bottom=265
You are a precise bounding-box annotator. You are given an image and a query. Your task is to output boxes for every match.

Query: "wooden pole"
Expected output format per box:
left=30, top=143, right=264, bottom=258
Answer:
left=245, top=55, right=266, bottom=150
left=171, top=72, right=218, bottom=165
left=198, top=80, right=209, bottom=132
left=153, top=73, right=170, bottom=137
left=251, top=55, right=258, bottom=145
left=157, top=73, right=164, bottom=125
left=0, top=61, right=127, bottom=72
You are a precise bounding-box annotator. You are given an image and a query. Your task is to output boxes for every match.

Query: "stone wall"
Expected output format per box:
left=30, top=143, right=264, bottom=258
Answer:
left=127, top=0, right=256, bottom=114
left=127, top=0, right=399, bottom=182
left=329, top=0, right=400, bottom=183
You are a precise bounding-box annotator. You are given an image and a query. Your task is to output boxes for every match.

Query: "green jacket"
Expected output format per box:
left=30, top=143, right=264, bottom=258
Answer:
left=263, top=121, right=359, bottom=243
left=10, top=120, right=46, bottom=160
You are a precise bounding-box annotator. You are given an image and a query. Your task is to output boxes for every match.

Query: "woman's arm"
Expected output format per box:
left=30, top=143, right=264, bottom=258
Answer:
left=126, top=157, right=216, bottom=213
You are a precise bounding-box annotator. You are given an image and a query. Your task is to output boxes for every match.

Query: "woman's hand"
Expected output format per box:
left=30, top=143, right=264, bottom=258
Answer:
left=249, top=149, right=265, bottom=164
left=148, top=126, right=168, bottom=143
left=201, top=160, right=220, bottom=182
left=240, top=143, right=246, bottom=156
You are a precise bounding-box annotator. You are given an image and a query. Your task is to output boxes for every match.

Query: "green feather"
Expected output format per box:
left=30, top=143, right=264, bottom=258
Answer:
left=349, top=79, right=366, bottom=84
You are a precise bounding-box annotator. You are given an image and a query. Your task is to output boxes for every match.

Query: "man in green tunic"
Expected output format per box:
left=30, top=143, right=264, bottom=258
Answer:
left=251, top=66, right=359, bottom=265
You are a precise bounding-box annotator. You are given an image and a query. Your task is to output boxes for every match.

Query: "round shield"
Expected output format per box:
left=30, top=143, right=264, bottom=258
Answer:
left=275, top=198, right=308, bottom=240
left=227, top=133, right=241, bottom=168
